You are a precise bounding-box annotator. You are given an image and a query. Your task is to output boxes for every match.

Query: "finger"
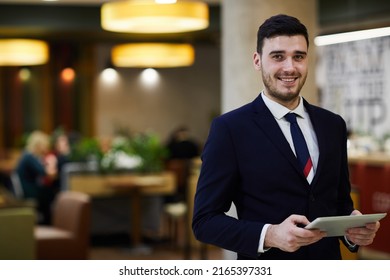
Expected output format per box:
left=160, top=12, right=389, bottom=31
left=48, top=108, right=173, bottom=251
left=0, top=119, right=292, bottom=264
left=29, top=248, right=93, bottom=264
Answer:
left=347, top=226, right=377, bottom=235
left=346, top=231, right=376, bottom=245
left=289, top=214, right=310, bottom=226
left=296, top=231, right=325, bottom=246
left=348, top=236, right=374, bottom=246
left=366, top=222, right=380, bottom=230
left=351, top=209, right=362, bottom=216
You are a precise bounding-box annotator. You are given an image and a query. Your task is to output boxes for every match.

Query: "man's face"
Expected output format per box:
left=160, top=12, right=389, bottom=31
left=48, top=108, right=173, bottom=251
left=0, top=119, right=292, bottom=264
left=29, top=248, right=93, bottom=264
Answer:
left=254, top=35, right=308, bottom=108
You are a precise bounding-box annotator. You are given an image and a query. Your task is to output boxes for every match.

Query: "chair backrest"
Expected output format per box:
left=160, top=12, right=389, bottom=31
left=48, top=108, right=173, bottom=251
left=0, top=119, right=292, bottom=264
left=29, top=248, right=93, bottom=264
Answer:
left=52, top=191, right=91, bottom=243
left=10, top=172, right=24, bottom=199
left=166, top=159, right=191, bottom=190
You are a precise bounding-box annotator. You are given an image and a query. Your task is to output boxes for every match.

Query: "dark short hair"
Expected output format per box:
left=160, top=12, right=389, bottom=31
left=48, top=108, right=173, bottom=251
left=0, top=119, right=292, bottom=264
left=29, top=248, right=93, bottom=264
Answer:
left=256, top=14, right=309, bottom=54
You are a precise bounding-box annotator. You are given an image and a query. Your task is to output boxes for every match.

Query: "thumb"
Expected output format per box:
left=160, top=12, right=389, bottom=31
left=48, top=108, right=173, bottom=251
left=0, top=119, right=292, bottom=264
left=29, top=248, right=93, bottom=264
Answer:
left=351, top=209, right=362, bottom=216
left=289, top=214, right=310, bottom=226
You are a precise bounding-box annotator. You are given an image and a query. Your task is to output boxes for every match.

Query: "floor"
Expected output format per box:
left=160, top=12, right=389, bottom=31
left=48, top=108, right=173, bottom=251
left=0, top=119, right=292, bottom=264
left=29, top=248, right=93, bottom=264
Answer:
left=88, top=233, right=224, bottom=260
left=87, top=233, right=390, bottom=260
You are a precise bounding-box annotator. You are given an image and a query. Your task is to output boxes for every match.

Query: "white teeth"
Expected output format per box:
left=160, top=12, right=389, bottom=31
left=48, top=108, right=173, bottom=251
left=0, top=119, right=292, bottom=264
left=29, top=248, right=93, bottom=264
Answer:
left=281, top=78, right=295, bottom=82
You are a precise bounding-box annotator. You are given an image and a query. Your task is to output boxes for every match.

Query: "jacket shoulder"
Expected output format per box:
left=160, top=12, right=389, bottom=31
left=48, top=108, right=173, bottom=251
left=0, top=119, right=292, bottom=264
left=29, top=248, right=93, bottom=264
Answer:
left=215, top=96, right=262, bottom=125
left=305, top=100, right=346, bottom=124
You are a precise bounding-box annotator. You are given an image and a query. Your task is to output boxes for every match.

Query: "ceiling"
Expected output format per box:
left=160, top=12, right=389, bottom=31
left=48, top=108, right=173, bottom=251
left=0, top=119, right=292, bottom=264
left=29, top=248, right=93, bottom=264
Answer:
left=0, top=0, right=389, bottom=44
left=0, top=0, right=220, bottom=3
left=0, top=0, right=108, bottom=3
left=0, top=0, right=221, bottom=45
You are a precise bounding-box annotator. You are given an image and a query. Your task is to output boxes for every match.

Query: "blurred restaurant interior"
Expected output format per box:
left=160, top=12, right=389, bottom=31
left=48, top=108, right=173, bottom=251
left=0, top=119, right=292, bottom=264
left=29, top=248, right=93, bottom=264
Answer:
left=0, top=0, right=389, bottom=260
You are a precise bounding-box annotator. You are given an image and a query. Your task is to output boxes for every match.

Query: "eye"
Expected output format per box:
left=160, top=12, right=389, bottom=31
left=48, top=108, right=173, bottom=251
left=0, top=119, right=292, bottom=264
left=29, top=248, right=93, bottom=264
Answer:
left=294, top=54, right=306, bottom=61
left=272, top=54, right=284, bottom=61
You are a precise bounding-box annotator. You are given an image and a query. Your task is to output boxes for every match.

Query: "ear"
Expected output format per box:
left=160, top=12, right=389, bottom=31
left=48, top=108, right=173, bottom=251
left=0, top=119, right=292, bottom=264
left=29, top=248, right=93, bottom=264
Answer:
left=253, top=52, right=261, bottom=71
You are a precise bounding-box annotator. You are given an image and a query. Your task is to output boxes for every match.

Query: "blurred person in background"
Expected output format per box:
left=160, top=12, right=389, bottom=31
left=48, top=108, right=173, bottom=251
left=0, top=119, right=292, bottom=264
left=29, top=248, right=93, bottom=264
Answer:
left=50, top=129, right=71, bottom=191
left=166, top=126, right=200, bottom=202
left=166, top=126, right=199, bottom=160
left=15, top=130, right=58, bottom=225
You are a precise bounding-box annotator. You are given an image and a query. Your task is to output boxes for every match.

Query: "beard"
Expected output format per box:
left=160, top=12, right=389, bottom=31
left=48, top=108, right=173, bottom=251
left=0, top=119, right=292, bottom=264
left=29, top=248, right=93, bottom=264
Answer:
left=261, top=69, right=307, bottom=103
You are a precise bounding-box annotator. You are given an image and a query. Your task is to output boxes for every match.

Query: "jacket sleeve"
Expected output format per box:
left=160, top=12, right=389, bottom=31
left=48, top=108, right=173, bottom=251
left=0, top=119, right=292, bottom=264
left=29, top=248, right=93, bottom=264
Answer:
left=192, top=117, right=264, bottom=258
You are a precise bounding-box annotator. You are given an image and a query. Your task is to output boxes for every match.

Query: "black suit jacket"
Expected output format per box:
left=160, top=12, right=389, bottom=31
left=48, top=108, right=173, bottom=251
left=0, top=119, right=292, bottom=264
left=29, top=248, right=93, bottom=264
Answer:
left=192, top=94, right=356, bottom=259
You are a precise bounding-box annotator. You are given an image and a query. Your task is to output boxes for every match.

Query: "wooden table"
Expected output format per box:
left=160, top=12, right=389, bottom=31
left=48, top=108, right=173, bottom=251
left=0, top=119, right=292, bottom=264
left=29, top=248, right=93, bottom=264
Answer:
left=105, top=173, right=175, bottom=251
left=68, top=171, right=176, bottom=253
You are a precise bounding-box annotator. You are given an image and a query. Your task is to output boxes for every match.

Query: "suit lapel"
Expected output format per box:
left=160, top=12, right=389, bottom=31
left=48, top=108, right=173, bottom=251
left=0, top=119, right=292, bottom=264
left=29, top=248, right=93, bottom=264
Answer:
left=303, top=99, right=326, bottom=187
left=251, top=95, right=304, bottom=178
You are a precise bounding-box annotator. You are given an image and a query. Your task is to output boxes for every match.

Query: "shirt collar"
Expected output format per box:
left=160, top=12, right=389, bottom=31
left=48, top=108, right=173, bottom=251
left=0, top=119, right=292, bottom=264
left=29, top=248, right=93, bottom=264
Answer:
left=261, top=92, right=306, bottom=120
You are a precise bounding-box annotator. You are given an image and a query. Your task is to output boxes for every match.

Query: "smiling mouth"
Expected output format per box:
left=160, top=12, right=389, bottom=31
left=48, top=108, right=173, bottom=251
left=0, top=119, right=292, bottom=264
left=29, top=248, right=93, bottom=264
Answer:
left=279, top=77, right=297, bottom=83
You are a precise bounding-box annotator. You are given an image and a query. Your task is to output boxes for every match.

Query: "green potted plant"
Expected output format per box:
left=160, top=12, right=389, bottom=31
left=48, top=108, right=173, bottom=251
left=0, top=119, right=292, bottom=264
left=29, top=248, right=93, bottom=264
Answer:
left=130, top=133, right=169, bottom=174
left=69, top=137, right=104, bottom=167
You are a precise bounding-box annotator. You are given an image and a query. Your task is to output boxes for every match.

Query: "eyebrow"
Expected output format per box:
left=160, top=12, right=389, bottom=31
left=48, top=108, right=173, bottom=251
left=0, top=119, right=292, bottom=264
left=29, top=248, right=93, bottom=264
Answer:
left=268, top=50, right=307, bottom=56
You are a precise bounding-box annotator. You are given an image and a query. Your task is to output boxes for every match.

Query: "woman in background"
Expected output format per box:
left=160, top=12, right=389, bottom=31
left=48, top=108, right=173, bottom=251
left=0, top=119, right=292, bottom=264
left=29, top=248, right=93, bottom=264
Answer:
left=15, top=130, right=58, bottom=225
left=50, top=130, right=71, bottom=192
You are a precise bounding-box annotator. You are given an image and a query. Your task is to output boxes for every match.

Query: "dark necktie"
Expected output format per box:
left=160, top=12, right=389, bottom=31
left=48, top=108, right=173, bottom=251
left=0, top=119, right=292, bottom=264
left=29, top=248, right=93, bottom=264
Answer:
left=285, top=112, right=313, bottom=182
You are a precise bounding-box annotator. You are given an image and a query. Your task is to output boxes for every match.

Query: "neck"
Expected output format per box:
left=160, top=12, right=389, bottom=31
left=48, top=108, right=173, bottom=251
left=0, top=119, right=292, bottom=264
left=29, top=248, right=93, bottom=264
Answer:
left=263, top=91, right=301, bottom=110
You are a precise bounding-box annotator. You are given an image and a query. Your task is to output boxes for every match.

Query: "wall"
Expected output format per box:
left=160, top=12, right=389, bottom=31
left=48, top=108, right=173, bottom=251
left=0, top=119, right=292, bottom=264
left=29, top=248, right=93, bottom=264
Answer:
left=95, top=44, right=221, bottom=145
left=222, top=0, right=318, bottom=114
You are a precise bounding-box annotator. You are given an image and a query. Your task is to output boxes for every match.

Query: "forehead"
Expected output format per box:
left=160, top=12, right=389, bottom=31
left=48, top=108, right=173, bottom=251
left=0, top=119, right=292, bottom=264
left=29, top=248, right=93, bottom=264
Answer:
left=262, top=35, right=308, bottom=53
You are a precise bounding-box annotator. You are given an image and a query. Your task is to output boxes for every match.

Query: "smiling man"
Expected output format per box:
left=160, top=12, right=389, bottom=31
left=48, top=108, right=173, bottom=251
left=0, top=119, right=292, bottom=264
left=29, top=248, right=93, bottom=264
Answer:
left=192, top=14, right=380, bottom=260
left=254, top=35, right=308, bottom=109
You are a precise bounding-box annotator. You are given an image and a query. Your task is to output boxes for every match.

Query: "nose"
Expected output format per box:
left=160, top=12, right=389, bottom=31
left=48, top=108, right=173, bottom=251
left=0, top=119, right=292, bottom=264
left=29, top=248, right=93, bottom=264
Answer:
left=282, top=57, right=295, bottom=71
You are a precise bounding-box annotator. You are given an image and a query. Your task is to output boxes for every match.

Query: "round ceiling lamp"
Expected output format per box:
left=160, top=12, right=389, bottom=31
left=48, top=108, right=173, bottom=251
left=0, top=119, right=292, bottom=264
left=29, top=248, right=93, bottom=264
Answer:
left=111, top=43, right=195, bottom=68
left=0, top=39, right=49, bottom=66
left=101, top=0, right=209, bottom=33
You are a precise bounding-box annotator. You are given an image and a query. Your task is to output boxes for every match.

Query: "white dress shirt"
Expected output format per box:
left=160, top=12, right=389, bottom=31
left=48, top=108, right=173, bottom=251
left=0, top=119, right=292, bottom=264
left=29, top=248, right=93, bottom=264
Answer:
left=257, top=92, right=320, bottom=253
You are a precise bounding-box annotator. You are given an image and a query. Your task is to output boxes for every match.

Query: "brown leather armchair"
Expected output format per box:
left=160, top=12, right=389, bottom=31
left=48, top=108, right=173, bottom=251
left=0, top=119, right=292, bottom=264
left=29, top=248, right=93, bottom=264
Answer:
left=34, top=191, right=91, bottom=259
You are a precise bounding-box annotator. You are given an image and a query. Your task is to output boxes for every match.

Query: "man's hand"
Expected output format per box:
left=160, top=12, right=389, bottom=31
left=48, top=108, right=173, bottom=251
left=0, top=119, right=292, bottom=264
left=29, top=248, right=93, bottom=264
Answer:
left=346, top=210, right=380, bottom=246
left=264, top=214, right=326, bottom=252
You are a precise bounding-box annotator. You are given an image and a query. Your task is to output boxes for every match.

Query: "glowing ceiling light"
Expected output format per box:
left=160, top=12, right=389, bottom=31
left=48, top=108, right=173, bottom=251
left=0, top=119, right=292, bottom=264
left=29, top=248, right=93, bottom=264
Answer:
left=315, top=26, right=390, bottom=46
left=61, top=67, right=76, bottom=83
left=101, top=0, right=209, bottom=34
left=140, top=68, right=160, bottom=87
left=111, top=43, right=195, bottom=68
left=155, top=0, right=177, bottom=3
left=19, top=68, right=31, bottom=81
left=0, top=39, right=49, bottom=66
left=101, top=67, right=119, bottom=84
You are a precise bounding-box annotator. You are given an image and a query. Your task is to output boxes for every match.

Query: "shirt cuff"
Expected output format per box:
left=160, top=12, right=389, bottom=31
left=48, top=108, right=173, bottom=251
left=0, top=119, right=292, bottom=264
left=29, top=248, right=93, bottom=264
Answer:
left=258, top=224, right=271, bottom=253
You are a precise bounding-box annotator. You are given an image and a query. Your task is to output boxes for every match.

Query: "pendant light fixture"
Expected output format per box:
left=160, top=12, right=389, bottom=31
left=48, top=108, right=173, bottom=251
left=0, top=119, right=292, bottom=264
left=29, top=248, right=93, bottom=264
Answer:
left=101, top=0, right=209, bottom=34
left=111, top=43, right=195, bottom=68
left=0, top=39, right=49, bottom=66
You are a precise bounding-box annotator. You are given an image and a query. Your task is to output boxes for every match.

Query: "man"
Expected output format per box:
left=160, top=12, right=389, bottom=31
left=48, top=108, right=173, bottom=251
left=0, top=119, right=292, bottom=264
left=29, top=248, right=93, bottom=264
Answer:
left=192, top=14, right=380, bottom=259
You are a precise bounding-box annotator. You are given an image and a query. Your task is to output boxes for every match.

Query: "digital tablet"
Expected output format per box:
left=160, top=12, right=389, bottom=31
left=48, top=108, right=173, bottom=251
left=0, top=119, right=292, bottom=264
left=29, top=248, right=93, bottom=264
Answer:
left=304, top=213, right=387, bottom=237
